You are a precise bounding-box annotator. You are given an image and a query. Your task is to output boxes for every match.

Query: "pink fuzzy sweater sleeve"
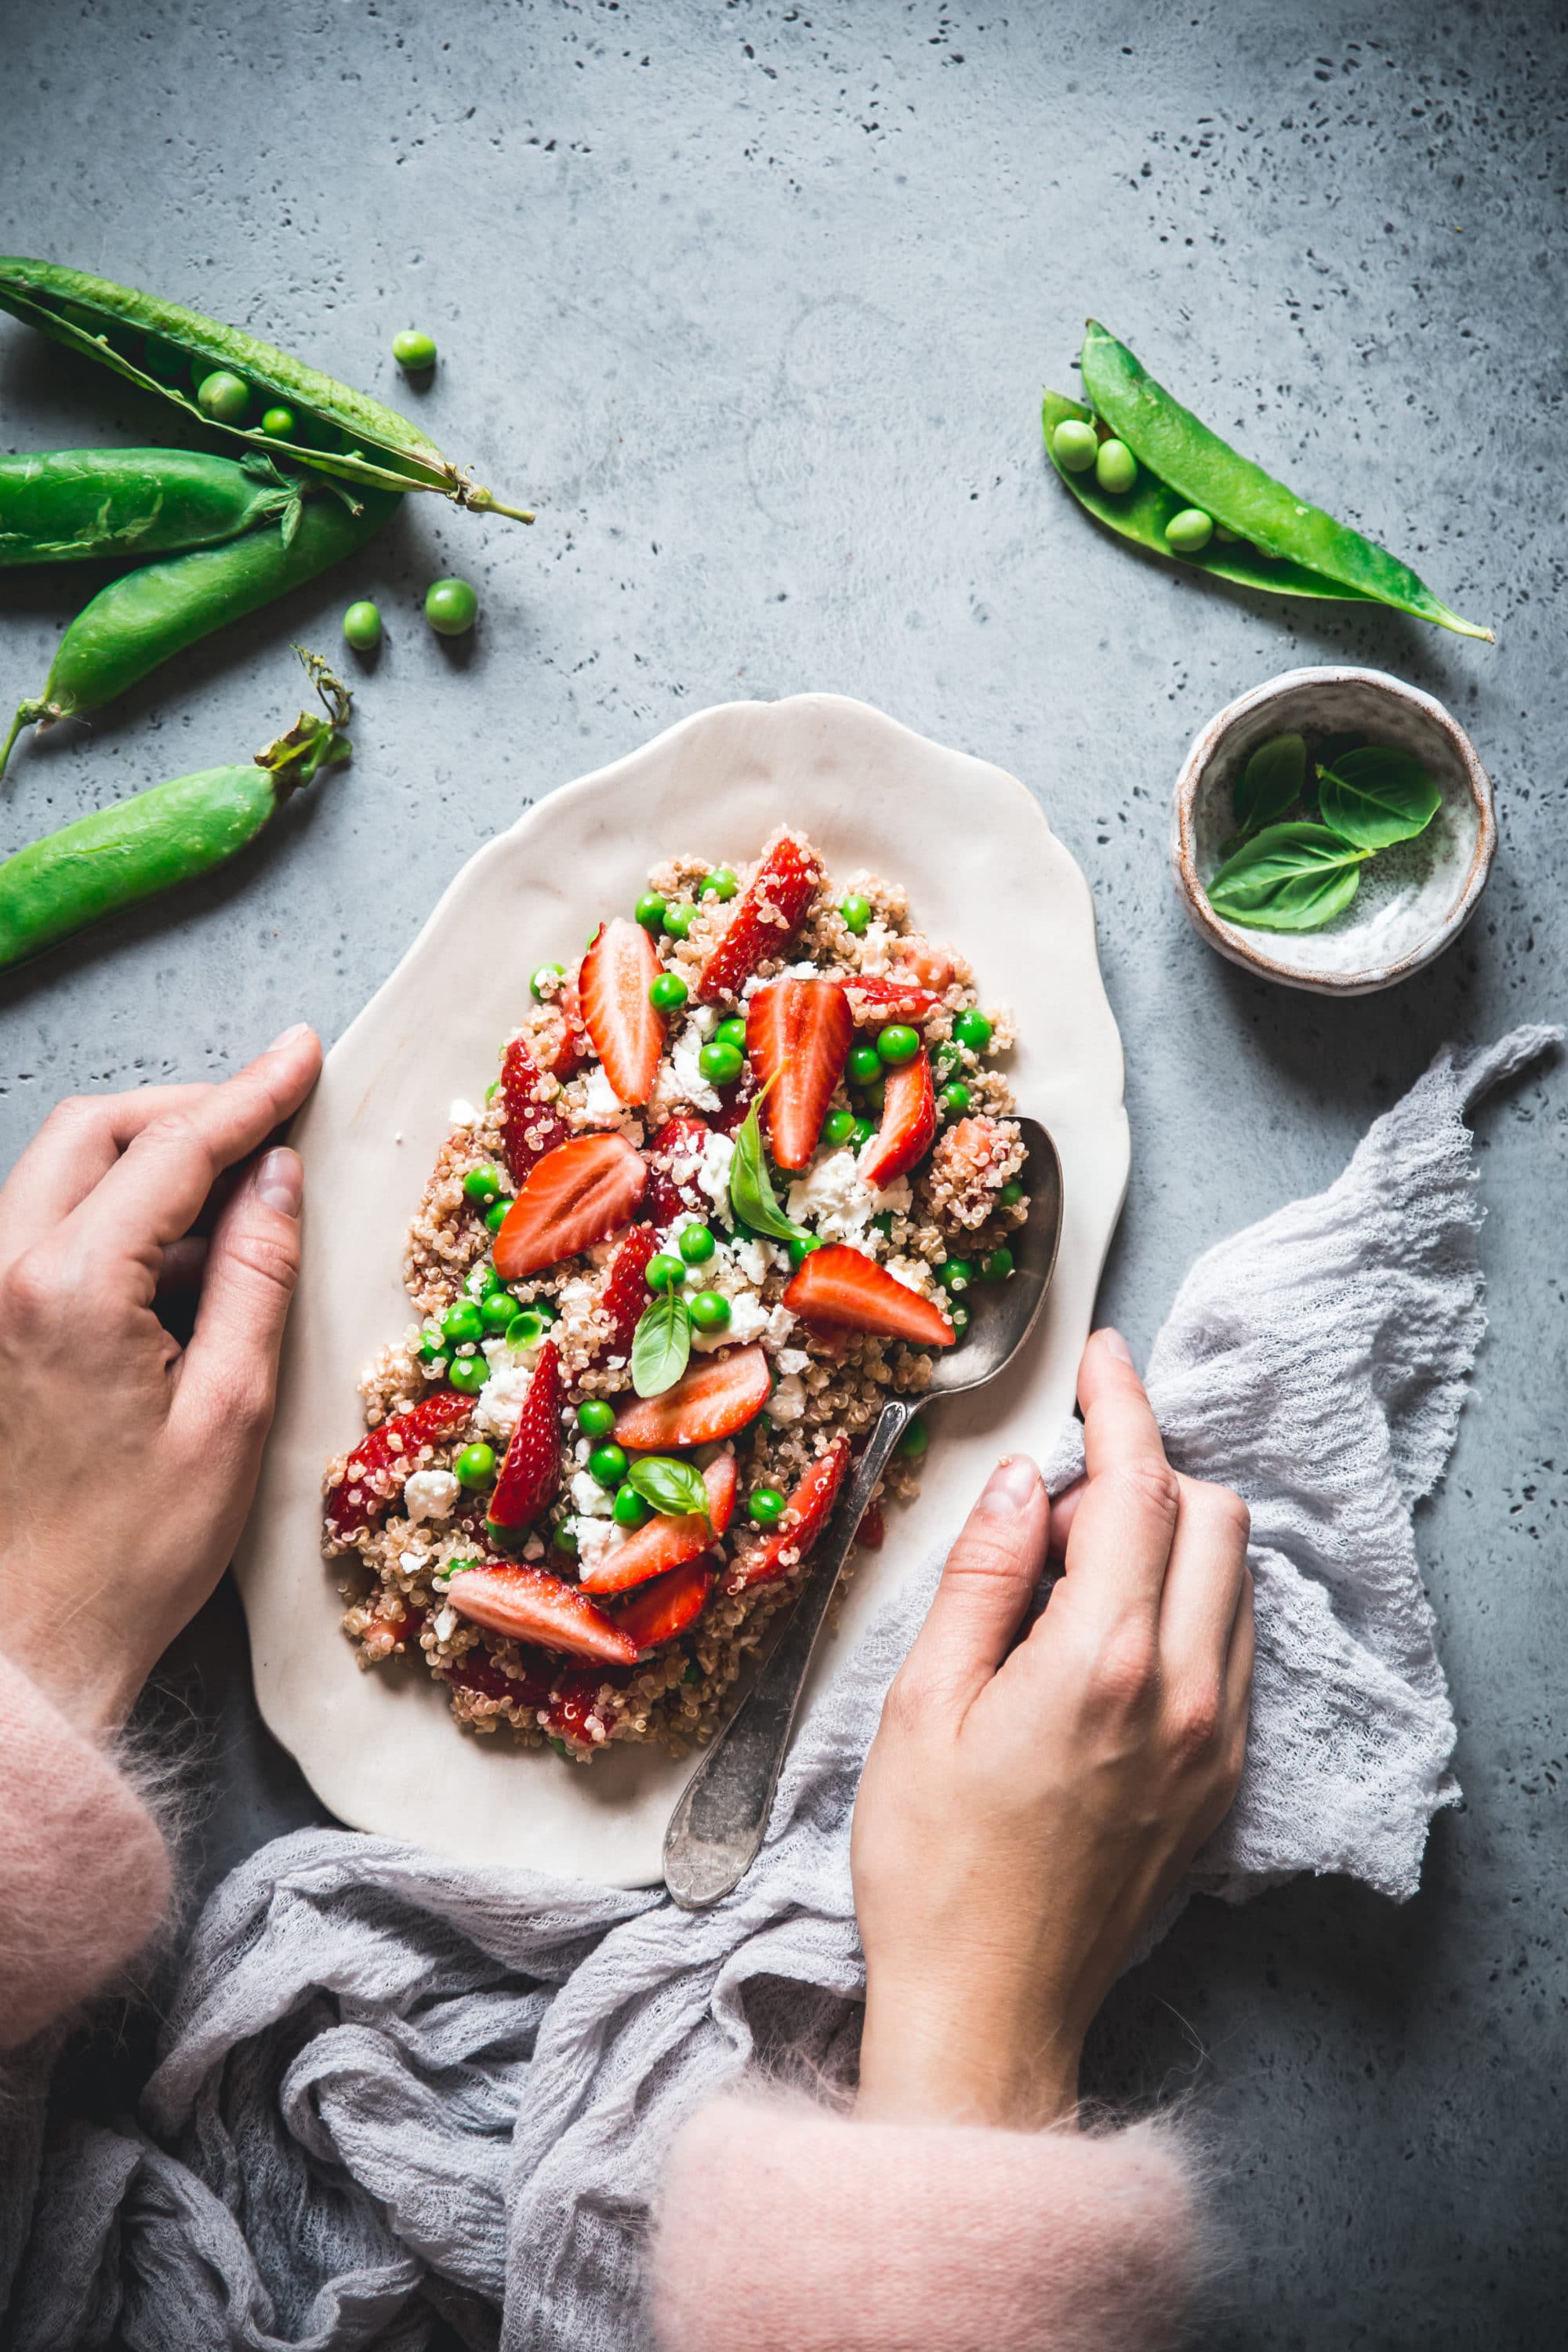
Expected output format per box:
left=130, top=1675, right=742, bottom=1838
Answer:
left=0, top=1653, right=172, bottom=2049
left=650, top=2092, right=1203, bottom=2352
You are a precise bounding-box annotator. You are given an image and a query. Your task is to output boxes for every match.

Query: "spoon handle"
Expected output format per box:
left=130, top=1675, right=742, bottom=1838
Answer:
left=662, top=1394, right=915, bottom=1910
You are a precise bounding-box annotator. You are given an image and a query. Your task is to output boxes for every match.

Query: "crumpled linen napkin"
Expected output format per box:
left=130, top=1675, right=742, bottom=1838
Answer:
left=7, top=1023, right=1559, bottom=2352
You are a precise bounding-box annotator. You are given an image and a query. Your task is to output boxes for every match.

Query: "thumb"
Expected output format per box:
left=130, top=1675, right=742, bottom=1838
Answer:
left=176, top=1147, right=304, bottom=1446
left=901, top=1456, right=1049, bottom=1710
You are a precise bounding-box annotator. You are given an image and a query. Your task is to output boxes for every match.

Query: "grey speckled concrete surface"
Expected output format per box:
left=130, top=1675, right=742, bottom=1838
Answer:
left=3, top=2, right=1565, bottom=2341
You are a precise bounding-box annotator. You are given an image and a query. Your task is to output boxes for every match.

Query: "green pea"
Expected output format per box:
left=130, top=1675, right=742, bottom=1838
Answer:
left=635, top=891, right=667, bottom=930
left=1094, top=437, right=1137, bottom=494
left=141, top=336, right=188, bottom=385
left=840, top=895, right=872, bottom=935
left=441, top=1299, right=485, bottom=1345
left=662, top=903, right=694, bottom=941
left=551, top=1519, right=579, bottom=1555
left=1165, top=507, right=1214, bottom=555
left=1000, top=1178, right=1025, bottom=1207
left=393, top=328, right=438, bottom=371
left=788, top=1234, right=822, bottom=1270
left=505, top=1308, right=547, bottom=1350
left=261, top=404, right=298, bottom=438
left=938, top=1258, right=974, bottom=1294
left=939, top=1081, right=972, bottom=1119
left=949, top=1302, right=971, bottom=1336
left=531, top=961, right=565, bottom=1000
left=860, top=1076, right=886, bottom=1116
left=645, top=1252, right=687, bottom=1293
left=455, top=1441, right=496, bottom=1490
left=678, top=1223, right=717, bottom=1264
left=822, top=1109, right=857, bottom=1149
left=876, top=1023, right=920, bottom=1067
left=979, top=1247, right=1014, bottom=1282
left=650, top=971, right=689, bottom=1014
left=590, top=1442, right=629, bottom=1486
left=698, top=867, right=738, bottom=900
left=532, top=1298, right=559, bottom=1323
left=425, top=576, right=477, bottom=636
left=197, top=370, right=251, bottom=424
left=688, top=1289, right=731, bottom=1332
left=934, top=1043, right=962, bottom=1080
left=848, top=1044, right=882, bottom=1087
left=463, top=1163, right=505, bottom=1207
left=577, top=1399, right=616, bottom=1438
left=953, top=1009, right=993, bottom=1052
left=448, top=1353, right=490, bottom=1394
left=417, top=1330, right=448, bottom=1366
left=748, top=1486, right=786, bottom=1528
left=341, top=600, right=383, bottom=652
left=478, top=1290, right=515, bottom=1333
left=851, top=1117, right=877, bottom=1150
left=1052, top=418, right=1099, bottom=474
left=699, top=1040, right=744, bottom=1086
left=485, top=1196, right=511, bottom=1234
left=713, top=1015, right=748, bottom=1051
left=612, top=1484, right=652, bottom=1529
left=896, top=1415, right=928, bottom=1459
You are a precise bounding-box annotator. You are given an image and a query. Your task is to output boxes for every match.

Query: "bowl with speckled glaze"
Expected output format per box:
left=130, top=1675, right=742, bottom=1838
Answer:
left=1171, top=666, right=1496, bottom=996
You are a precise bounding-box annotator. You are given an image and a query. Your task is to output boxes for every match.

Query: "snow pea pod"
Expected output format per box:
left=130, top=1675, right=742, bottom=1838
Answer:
left=0, top=652, right=353, bottom=972
left=0, top=256, right=532, bottom=523
left=0, top=447, right=305, bottom=565
left=0, top=485, right=401, bottom=775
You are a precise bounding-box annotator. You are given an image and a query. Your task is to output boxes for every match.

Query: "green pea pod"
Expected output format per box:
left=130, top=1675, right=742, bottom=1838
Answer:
left=0, top=650, right=354, bottom=973
left=0, top=447, right=306, bottom=566
left=0, top=485, right=401, bottom=775
left=0, top=256, right=532, bottom=522
left=1058, top=323, right=1492, bottom=641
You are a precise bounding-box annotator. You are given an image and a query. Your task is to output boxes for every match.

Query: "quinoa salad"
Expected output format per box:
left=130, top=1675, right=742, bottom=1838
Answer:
left=324, top=829, right=1029, bottom=1760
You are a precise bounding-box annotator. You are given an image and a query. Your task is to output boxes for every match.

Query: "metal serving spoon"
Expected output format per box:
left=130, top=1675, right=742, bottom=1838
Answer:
left=662, top=1115, right=1065, bottom=1911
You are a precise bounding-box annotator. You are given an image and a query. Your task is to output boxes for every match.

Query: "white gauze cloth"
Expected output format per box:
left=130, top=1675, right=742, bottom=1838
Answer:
left=7, top=1023, right=1559, bottom=2352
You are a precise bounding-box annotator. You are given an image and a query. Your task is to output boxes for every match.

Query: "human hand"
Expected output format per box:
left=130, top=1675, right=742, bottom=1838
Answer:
left=0, top=1025, right=321, bottom=1734
left=851, top=1328, right=1254, bottom=2130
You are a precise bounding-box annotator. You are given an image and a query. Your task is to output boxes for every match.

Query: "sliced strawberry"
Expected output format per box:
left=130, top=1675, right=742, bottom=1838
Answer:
left=494, top=1133, right=648, bottom=1280
left=578, top=1453, right=738, bottom=1594
left=783, top=1244, right=955, bottom=1349
left=439, top=1642, right=555, bottom=1709
left=900, top=936, right=956, bottom=991
left=325, top=1390, right=473, bottom=1541
left=858, top=1497, right=887, bottom=1552
left=500, top=1036, right=569, bottom=1185
left=614, top=1559, right=715, bottom=1651
left=613, top=1345, right=772, bottom=1450
left=593, top=1225, right=660, bottom=1361
left=581, top=916, right=663, bottom=1105
left=710, top=1058, right=759, bottom=1135
left=646, top=1115, right=712, bottom=1225
left=843, top=973, right=939, bottom=1025
left=728, top=1436, right=851, bottom=1590
left=858, top=1051, right=936, bottom=1189
left=748, top=978, right=852, bottom=1171
left=544, top=1662, right=633, bottom=1750
left=695, top=833, right=824, bottom=1002
left=487, top=1340, right=562, bottom=1531
left=445, top=1563, right=639, bottom=1664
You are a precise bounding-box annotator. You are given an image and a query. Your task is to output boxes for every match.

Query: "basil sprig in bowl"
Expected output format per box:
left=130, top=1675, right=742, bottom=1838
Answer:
left=1171, top=667, right=1496, bottom=996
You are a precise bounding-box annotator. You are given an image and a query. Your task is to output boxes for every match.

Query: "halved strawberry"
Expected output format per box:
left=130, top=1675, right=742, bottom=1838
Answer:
left=325, top=1390, right=473, bottom=1541
left=613, top=1345, right=771, bottom=1450
left=710, top=1059, right=759, bottom=1135
left=593, top=1225, right=660, bottom=1360
left=578, top=1452, right=738, bottom=1594
left=445, top=1563, right=639, bottom=1665
left=843, top=974, right=939, bottom=1026
left=581, top=916, right=663, bottom=1105
left=782, top=1244, right=955, bottom=1349
left=900, top=936, right=956, bottom=990
left=728, top=1436, right=851, bottom=1591
left=858, top=1051, right=935, bottom=1189
left=500, top=1036, right=569, bottom=1185
left=494, top=1134, right=648, bottom=1280
left=695, top=833, right=824, bottom=1002
left=487, top=1340, right=561, bottom=1531
left=543, top=1662, right=633, bottom=1750
left=646, top=1115, right=712, bottom=1225
left=748, top=978, right=852, bottom=1171
left=614, top=1559, right=716, bottom=1651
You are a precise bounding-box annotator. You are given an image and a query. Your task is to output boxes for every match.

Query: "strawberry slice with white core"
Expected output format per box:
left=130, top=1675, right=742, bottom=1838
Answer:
left=695, top=833, right=824, bottom=1003
left=500, top=1036, right=568, bottom=1185
left=729, top=1436, right=851, bottom=1590
left=581, top=916, right=663, bottom=1105
left=494, top=1133, right=648, bottom=1280
left=578, top=1452, right=738, bottom=1594
left=858, top=1050, right=936, bottom=1189
left=445, top=1563, right=639, bottom=1665
left=613, top=1345, right=772, bottom=1450
left=594, top=1225, right=660, bottom=1360
left=487, top=1339, right=562, bottom=1532
left=645, top=1115, right=712, bottom=1225
left=783, top=1243, right=955, bottom=1349
left=614, top=1559, right=716, bottom=1651
left=748, top=978, right=852, bottom=1171
left=325, top=1389, right=473, bottom=1541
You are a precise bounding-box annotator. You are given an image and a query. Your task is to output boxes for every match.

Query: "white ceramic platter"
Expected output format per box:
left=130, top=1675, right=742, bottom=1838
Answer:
left=234, top=694, right=1130, bottom=1886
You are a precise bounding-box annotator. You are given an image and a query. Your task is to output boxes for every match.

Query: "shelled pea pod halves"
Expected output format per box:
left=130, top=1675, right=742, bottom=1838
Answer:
left=0, top=256, right=532, bottom=521
left=1043, top=321, right=1492, bottom=641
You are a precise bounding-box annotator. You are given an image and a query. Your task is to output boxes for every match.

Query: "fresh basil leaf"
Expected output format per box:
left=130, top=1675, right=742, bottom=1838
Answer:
left=1316, top=746, right=1441, bottom=852
left=626, top=1454, right=710, bottom=1519
left=730, top=1092, right=812, bottom=1245
left=1206, top=822, right=1370, bottom=933
left=630, top=1290, right=691, bottom=1398
left=1232, top=731, right=1305, bottom=836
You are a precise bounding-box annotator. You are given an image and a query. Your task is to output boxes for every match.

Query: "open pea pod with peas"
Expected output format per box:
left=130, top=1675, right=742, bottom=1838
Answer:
left=0, top=256, right=533, bottom=521
left=1043, top=321, right=1492, bottom=642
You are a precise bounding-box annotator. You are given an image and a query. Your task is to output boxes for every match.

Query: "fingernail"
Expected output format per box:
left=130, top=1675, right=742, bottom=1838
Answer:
left=255, top=1147, right=303, bottom=1218
left=1099, top=1327, right=1134, bottom=1365
left=267, top=1022, right=311, bottom=1052
left=978, top=1454, right=1040, bottom=1515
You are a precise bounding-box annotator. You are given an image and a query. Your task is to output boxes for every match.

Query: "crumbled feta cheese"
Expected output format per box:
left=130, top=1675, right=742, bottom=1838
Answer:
left=728, top=1229, right=784, bottom=1284
left=857, top=920, right=898, bottom=975
left=696, top=1130, right=737, bottom=1228
left=523, top=1535, right=545, bottom=1560
left=433, top=1606, right=457, bottom=1642
left=572, top=1516, right=619, bottom=1566
left=474, top=1360, right=535, bottom=1438
left=583, top=1066, right=625, bottom=1121
left=694, top=1290, right=771, bottom=1352
left=764, top=1303, right=797, bottom=1349
left=403, top=1544, right=430, bottom=1571
left=769, top=1374, right=807, bottom=1424
left=668, top=1025, right=722, bottom=1112
left=573, top=1437, right=592, bottom=1465
left=449, top=1098, right=480, bottom=1129
left=691, top=1002, right=719, bottom=1039
left=403, top=1468, right=459, bottom=1523
left=786, top=1150, right=909, bottom=1245
left=571, top=1470, right=615, bottom=1517
left=776, top=1346, right=811, bottom=1375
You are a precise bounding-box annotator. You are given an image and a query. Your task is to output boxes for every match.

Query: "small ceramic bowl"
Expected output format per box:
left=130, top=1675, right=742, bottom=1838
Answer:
left=1171, top=666, right=1496, bottom=996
